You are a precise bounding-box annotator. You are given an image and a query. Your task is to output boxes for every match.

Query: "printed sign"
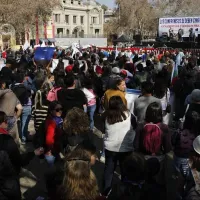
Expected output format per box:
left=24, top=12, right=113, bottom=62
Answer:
left=159, top=17, right=200, bottom=37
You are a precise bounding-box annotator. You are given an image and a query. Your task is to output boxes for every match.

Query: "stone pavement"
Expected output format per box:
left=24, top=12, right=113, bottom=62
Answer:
left=19, top=119, right=120, bottom=200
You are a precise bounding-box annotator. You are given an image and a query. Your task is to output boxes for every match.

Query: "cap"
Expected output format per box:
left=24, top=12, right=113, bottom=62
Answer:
left=112, top=67, right=120, bottom=74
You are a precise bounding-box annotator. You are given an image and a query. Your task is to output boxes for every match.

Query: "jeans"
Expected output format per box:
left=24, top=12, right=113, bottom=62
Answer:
left=87, top=104, right=96, bottom=130
left=21, top=106, right=31, bottom=142
left=174, top=156, right=190, bottom=178
left=103, top=149, right=131, bottom=195
left=45, top=154, right=56, bottom=166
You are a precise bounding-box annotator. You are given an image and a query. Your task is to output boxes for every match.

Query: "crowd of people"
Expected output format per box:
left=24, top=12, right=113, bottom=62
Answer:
left=0, top=45, right=200, bottom=200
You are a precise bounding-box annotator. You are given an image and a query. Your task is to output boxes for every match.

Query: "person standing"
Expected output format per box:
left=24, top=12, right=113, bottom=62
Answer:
left=134, top=81, right=161, bottom=123
left=102, top=96, right=135, bottom=196
left=0, top=89, right=22, bottom=145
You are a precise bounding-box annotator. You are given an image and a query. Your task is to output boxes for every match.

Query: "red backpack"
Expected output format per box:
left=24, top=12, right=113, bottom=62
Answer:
left=141, top=123, right=162, bottom=155
left=47, top=87, right=61, bottom=102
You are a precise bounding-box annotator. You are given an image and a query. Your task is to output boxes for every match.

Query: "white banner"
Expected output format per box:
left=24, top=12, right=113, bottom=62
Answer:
left=159, top=17, right=200, bottom=37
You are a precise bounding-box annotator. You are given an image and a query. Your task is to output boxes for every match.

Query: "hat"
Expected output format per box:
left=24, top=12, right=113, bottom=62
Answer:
left=112, top=67, right=120, bottom=74
left=96, top=66, right=103, bottom=74
left=188, top=89, right=200, bottom=103
left=193, top=136, right=200, bottom=155
left=65, top=65, right=73, bottom=73
left=120, top=70, right=127, bottom=77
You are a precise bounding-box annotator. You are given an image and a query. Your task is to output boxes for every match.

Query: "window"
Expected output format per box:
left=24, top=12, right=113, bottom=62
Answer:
left=54, top=14, right=60, bottom=23
left=71, top=0, right=73, bottom=4
left=78, top=0, right=81, bottom=5
left=65, top=15, right=69, bottom=24
left=80, top=16, right=84, bottom=24
left=73, top=16, right=77, bottom=24
left=66, top=29, right=70, bottom=36
left=57, top=28, right=63, bottom=36
left=91, top=17, right=97, bottom=24
left=95, top=29, right=100, bottom=34
left=63, top=0, right=66, bottom=3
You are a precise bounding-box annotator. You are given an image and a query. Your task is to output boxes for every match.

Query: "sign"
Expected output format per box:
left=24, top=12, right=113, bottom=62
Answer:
left=34, top=47, right=55, bottom=61
left=51, top=59, right=59, bottom=73
left=158, top=17, right=200, bottom=37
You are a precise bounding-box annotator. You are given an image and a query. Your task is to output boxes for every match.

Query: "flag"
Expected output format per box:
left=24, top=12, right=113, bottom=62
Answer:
left=23, top=41, right=30, bottom=51
left=115, top=45, right=119, bottom=59
left=72, top=46, right=82, bottom=58
left=171, top=61, right=178, bottom=85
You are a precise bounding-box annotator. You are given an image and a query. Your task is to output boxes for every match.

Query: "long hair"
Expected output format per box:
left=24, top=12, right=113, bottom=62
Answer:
left=62, top=149, right=99, bottom=200
left=105, top=96, right=128, bottom=125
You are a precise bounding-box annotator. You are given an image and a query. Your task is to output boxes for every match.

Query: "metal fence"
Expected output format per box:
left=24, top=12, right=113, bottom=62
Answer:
left=55, top=34, right=105, bottom=38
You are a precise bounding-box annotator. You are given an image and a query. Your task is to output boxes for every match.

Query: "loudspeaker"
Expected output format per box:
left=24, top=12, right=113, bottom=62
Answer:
left=197, top=34, right=200, bottom=43
left=134, top=34, right=141, bottom=44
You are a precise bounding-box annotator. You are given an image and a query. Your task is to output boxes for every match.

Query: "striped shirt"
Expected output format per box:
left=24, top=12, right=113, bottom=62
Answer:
left=32, top=105, right=48, bottom=131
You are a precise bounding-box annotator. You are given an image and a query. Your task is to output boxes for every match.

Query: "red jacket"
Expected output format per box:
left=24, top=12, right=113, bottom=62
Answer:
left=45, top=119, right=63, bottom=154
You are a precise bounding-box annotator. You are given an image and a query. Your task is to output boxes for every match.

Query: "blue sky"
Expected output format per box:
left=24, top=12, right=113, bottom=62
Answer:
left=96, top=0, right=115, bottom=8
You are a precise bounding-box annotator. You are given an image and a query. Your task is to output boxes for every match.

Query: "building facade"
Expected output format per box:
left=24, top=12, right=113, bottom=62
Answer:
left=53, top=0, right=104, bottom=38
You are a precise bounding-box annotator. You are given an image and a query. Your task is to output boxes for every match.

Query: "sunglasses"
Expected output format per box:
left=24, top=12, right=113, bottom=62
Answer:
left=54, top=108, right=63, bottom=112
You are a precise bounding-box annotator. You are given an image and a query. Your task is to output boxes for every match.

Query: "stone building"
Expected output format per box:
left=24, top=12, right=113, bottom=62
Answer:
left=53, top=0, right=104, bottom=38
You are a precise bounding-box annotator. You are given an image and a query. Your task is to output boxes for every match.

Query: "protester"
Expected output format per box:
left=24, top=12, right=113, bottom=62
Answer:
left=134, top=81, right=161, bottom=123
left=102, top=96, right=135, bottom=196
left=45, top=101, right=63, bottom=166
left=57, top=74, right=87, bottom=116
left=173, top=111, right=200, bottom=196
left=0, top=89, right=22, bottom=145
left=103, top=78, right=127, bottom=110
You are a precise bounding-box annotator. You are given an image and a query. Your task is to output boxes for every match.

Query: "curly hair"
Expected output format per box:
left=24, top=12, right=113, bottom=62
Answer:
left=63, top=107, right=89, bottom=135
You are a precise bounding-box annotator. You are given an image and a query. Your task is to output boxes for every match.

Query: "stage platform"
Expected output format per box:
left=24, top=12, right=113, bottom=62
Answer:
left=141, top=41, right=200, bottom=49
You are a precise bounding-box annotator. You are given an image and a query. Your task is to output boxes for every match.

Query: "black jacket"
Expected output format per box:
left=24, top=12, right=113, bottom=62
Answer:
left=0, top=151, right=21, bottom=200
left=11, top=83, right=31, bottom=105
left=0, top=134, right=35, bottom=175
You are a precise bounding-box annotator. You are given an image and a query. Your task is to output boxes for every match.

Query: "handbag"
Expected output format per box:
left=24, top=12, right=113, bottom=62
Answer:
left=165, top=90, right=171, bottom=113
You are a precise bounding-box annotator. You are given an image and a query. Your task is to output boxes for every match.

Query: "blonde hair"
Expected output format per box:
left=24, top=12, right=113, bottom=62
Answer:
left=62, top=149, right=99, bottom=200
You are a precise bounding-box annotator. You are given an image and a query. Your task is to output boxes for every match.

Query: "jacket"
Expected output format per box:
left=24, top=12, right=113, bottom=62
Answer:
left=0, top=89, right=19, bottom=117
left=0, top=134, right=35, bottom=174
left=0, top=151, right=21, bottom=200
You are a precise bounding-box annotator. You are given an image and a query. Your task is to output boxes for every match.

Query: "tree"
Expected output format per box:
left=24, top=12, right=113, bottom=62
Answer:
left=101, top=4, right=108, bottom=13
left=0, top=0, right=60, bottom=32
left=115, top=0, right=157, bottom=38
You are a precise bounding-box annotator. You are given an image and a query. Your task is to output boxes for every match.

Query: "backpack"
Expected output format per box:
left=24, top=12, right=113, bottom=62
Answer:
left=141, top=123, right=162, bottom=155
left=47, top=87, right=61, bottom=102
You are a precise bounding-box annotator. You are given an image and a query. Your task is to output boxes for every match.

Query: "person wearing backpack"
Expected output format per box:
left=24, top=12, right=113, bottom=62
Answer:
left=134, top=102, right=175, bottom=200
left=134, top=102, right=172, bottom=156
